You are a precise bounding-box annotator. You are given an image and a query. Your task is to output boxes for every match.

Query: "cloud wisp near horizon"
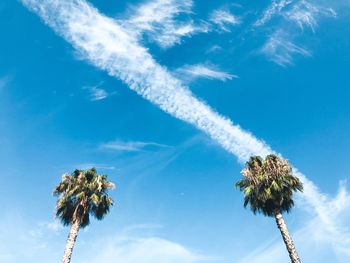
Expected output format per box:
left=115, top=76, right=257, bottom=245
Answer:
left=21, top=0, right=350, bottom=261
left=0, top=213, right=209, bottom=263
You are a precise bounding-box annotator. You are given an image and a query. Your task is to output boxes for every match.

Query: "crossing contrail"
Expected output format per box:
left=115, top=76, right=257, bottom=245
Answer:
left=22, top=0, right=349, bottom=256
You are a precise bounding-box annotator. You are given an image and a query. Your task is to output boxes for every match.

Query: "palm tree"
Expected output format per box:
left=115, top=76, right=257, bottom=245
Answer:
left=54, top=168, right=115, bottom=263
left=236, top=154, right=303, bottom=263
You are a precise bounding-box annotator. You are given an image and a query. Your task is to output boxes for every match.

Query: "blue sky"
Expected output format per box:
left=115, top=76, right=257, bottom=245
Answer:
left=1, top=0, right=350, bottom=262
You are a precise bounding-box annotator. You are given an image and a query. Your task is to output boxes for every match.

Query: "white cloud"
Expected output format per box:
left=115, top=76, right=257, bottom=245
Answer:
left=77, top=223, right=210, bottom=263
left=206, top=45, right=222, bottom=53
left=210, top=8, right=240, bottom=32
left=260, top=31, right=311, bottom=66
left=121, top=0, right=242, bottom=47
left=40, top=220, right=64, bottom=234
left=302, top=179, right=350, bottom=246
left=101, top=140, right=170, bottom=152
left=83, top=85, right=108, bottom=101
left=1, top=213, right=209, bottom=263
left=294, top=174, right=350, bottom=259
left=238, top=180, right=350, bottom=263
left=21, top=0, right=350, bottom=260
left=22, top=0, right=263, bottom=160
left=0, top=214, right=63, bottom=262
left=255, top=0, right=336, bottom=29
left=123, top=0, right=209, bottom=48
left=284, top=0, right=336, bottom=31
left=175, top=64, right=237, bottom=82
left=254, top=0, right=293, bottom=27
left=255, top=0, right=337, bottom=66
left=81, top=236, right=208, bottom=263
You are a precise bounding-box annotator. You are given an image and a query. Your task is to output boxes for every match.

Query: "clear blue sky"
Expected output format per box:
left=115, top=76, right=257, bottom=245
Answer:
left=1, top=0, right=350, bottom=262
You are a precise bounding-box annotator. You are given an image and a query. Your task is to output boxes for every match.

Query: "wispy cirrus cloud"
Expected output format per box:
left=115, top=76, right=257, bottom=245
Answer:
left=256, top=0, right=336, bottom=29
left=21, top=0, right=350, bottom=259
left=255, top=0, right=336, bottom=66
left=206, top=45, right=222, bottom=54
left=284, top=0, right=336, bottom=31
left=260, top=31, right=311, bottom=66
left=120, top=0, right=242, bottom=48
left=122, top=0, right=209, bottom=48
left=83, top=85, right=109, bottom=101
left=254, top=0, right=293, bottom=27
left=175, top=64, right=237, bottom=82
left=209, top=8, right=240, bottom=32
left=101, top=140, right=170, bottom=152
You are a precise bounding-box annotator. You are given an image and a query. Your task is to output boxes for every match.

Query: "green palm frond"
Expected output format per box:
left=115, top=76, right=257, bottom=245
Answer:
left=53, top=168, right=115, bottom=228
left=236, top=154, right=303, bottom=217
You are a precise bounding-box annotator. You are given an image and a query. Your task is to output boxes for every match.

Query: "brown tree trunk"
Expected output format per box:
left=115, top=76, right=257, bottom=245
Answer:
left=61, top=220, right=80, bottom=263
left=274, top=212, right=301, bottom=263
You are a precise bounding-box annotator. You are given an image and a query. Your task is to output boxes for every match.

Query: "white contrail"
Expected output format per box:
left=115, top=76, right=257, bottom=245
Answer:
left=21, top=0, right=272, bottom=163
left=22, top=0, right=349, bottom=256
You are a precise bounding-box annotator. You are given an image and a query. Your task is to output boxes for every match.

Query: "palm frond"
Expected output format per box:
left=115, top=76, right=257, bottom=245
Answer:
left=236, top=154, right=303, bottom=217
left=53, top=168, right=115, bottom=228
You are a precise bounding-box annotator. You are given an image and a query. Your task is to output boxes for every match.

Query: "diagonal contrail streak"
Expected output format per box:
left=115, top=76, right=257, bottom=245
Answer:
left=21, top=0, right=349, bottom=255
left=22, top=0, right=272, bottom=163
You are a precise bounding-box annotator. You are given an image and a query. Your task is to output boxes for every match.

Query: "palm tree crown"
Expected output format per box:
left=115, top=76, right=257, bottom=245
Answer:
left=54, top=168, right=115, bottom=228
left=236, top=154, right=303, bottom=217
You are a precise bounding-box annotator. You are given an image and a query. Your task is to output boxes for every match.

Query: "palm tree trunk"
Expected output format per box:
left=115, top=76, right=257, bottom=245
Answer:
left=61, top=220, right=80, bottom=263
left=274, top=212, right=301, bottom=263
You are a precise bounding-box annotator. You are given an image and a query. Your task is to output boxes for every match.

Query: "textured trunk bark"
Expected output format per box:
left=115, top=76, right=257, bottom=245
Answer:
left=274, top=212, right=301, bottom=263
left=61, top=220, right=80, bottom=263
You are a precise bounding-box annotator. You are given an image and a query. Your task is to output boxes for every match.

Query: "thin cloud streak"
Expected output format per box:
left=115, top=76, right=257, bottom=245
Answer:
left=254, top=0, right=292, bottom=27
left=293, top=173, right=350, bottom=257
left=260, top=31, right=311, bottom=66
left=210, top=8, right=240, bottom=32
left=83, top=86, right=108, bottom=101
left=21, top=0, right=349, bottom=258
left=175, top=64, right=237, bottom=82
left=101, top=140, right=170, bottom=152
